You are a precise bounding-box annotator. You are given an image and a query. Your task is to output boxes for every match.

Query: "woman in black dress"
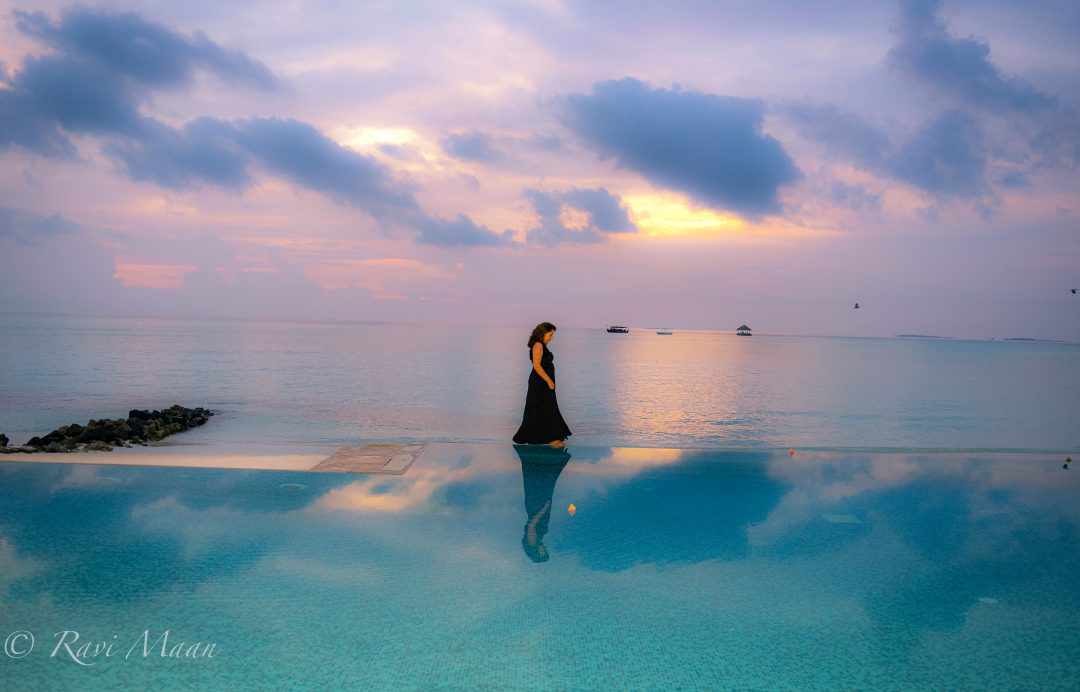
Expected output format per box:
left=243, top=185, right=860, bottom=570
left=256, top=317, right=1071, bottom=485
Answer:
left=512, top=322, right=572, bottom=446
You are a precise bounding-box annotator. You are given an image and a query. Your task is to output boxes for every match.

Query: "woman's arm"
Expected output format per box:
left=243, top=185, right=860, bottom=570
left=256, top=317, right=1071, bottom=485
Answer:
left=532, top=342, right=555, bottom=389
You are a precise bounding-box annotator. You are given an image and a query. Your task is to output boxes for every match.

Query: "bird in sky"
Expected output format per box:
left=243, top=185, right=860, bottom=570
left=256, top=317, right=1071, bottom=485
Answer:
left=854, top=302, right=860, bottom=309
left=1071, top=289, right=1077, bottom=294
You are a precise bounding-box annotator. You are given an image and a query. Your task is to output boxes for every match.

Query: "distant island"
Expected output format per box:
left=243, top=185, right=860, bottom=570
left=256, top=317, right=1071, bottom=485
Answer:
left=895, top=334, right=951, bottom=339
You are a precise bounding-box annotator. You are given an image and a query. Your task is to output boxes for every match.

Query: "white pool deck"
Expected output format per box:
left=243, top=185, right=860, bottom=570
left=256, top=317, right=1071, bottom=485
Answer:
left=0, top=440, right=428, bottom=474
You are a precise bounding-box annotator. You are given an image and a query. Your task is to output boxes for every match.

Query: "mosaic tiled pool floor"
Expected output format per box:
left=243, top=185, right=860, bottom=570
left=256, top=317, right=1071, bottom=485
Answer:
left=1, top=444, right=1077, bottom=689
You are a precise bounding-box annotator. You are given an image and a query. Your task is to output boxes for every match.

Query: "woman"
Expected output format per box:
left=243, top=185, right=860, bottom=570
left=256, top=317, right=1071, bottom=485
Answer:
left=512, top=322, right=572, bottom=446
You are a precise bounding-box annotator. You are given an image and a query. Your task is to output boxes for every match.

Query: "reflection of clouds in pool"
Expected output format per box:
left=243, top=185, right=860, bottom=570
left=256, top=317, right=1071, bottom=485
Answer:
left=557, top=450, right=785, bottom=571
left=0, top=462, right=356, bottom=604
left=742, top=453, right=1080, bottom=661
left=577, top=447, right=686, bottom=475
left=51, top=464, right=129, bottom=490
left=313, top=446, right=510, bottom=514
left=754, top=453, right=1080, bottom=548
left=0, top=536, right=46, bottom=599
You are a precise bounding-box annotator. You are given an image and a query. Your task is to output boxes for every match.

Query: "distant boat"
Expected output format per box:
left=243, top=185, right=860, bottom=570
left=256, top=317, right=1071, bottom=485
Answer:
left=656, top=330, right=673, bottom=335
left=736, top=324, right=752, bottom=336
left=606, top=325, right=629, bottom=333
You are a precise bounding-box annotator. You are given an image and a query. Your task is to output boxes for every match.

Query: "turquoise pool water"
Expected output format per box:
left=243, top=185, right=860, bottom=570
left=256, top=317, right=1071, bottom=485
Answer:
left=2, top=444, right=1078, bottom=689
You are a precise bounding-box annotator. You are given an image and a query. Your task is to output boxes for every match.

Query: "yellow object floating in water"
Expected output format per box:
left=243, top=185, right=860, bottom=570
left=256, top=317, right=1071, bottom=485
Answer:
left=788, top=449, right=795, bottom=457
left=568, top=503, right=576, bottom=516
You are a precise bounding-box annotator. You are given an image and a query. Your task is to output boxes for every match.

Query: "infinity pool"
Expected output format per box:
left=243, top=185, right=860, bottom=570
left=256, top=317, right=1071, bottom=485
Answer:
left=1, top=444, right=1077, bottom=689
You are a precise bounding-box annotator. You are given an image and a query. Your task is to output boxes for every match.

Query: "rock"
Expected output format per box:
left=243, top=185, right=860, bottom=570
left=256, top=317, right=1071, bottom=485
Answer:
left=86, top=441, right=113, bottom=452
left=143, top=419, right=166, bottom=441
left=39, top=430, right=67, bottom=447
left=0, top=433, right=7, bottom=448
left=57, top=423, right=83, bottom=437
left=45, top=442, right=69, bottom=453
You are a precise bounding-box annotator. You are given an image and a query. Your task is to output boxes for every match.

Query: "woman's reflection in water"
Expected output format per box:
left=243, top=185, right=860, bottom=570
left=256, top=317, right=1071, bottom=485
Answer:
left=514, top=444, right=572, bottom=563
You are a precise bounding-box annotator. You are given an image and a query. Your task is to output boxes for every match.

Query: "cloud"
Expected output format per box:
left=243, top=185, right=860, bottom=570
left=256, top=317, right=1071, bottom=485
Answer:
left=15, top=55, right=144, bottom=137
left=103, top=117, right=251, bottom=190
left=413, top=213, right=517, bottom=248
left=231, top=118, right=421, bottom=222
left=885, top=110, right=987, bottom=199
left=779, top=3, right=1079, bottom=205
left=998, top=171, right=1029, bottom=189
left=523, top=187, right=636, bottom=246
left=440, top=131, right=501, bottom=162
left=783, top=102, right=890, bottom=169
left=887, top=0, right=1056, bottom=114
left=0, top=8, right=277, bottom=160
left=0, top=8, right=513, bottom=249
left=785, top=101, right=988, bottom=200
left=528, top=134, right=562, bottom=151
left=104, top=115, right=419, bottom=216
left=0, top=88, right=76, bottom=160
left=105, top=115, right=510, bottom=246
left=0, top=207, right=79, bottom=245
left=524, top=189, right=601, bottom=246
left=13, top=8, right=277, bottom=90
left=884, top=0, right=1080, bottom=173
left=561, top=188, right=637, bottom=233
left=830, top=182, right=882, bottom=212
left=563, top=78, right=801, bottom=218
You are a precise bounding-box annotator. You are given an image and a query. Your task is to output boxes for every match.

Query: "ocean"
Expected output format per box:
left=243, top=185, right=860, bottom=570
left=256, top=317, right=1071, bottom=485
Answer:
left=1, top=313, right=1076, bottom=453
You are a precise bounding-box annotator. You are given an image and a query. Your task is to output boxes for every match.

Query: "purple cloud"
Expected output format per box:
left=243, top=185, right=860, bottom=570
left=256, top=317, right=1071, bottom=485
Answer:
left=0, top=207, right=80, bottom=245
left=14, top=8, right=277, bottom=90
left=1, top=7, right=278, bottom=159
left=440, top=131, right=501, bottom=163
left=888, top=0, right=1056, bottom=114
left=564, top=78, right=801, bottom=218
left=523, top=187, right=636, bottom=246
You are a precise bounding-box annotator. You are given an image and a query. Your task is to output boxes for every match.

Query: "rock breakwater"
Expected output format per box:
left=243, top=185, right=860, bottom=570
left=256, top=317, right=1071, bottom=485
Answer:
left=0, top=405, right=214, bottom=454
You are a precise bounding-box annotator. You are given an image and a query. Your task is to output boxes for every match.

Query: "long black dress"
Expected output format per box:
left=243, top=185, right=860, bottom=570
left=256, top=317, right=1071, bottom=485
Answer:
left=512, top=343, right=572, bottom=444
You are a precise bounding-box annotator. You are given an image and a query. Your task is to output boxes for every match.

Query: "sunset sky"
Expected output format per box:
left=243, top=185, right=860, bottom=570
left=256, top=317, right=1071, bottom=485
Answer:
left=1, top=0, right=1078, bottom=339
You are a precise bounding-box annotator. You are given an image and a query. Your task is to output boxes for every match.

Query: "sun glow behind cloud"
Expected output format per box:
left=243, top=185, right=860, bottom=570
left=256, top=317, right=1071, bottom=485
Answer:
left=335, top=126, right=419, bottom=150
left=623, top=195, right=746, bottom=238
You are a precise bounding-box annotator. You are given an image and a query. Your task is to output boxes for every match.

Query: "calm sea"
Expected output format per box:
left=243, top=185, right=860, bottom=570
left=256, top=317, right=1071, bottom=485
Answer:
left=0, top=313, right=1077, bottom=453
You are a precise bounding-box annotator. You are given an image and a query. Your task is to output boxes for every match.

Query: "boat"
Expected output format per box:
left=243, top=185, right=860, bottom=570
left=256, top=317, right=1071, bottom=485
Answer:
left=736, top=324, right=752, bottom=336
left=656, top=331, right=673, bottom=335
left=606, top=325, right=629, bottom=333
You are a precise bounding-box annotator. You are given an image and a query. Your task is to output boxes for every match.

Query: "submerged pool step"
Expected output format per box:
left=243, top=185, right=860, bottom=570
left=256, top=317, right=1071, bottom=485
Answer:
left=311, top=442, right=426, bottom=474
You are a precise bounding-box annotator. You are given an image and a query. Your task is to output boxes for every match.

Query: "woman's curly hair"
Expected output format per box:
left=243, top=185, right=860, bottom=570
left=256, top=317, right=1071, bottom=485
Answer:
left=527, top=322, right=557, bottom=348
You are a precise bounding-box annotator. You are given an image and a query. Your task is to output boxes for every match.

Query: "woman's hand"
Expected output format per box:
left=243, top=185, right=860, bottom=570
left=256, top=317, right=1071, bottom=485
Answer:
left=547, top=380, right=555, bottom=390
